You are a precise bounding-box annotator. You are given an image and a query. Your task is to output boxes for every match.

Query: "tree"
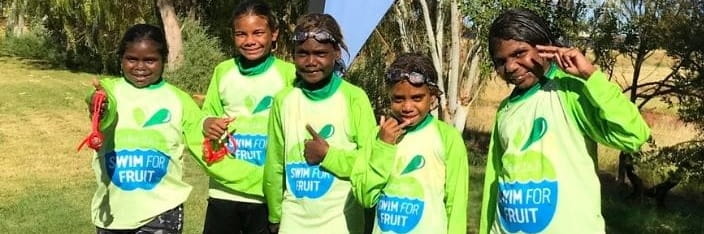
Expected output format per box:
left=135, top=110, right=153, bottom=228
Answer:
left=6, top=0, right=28, bottom=36
left=597, top=0, right=704, bottom=206
left=635, top=0, right=704, bottom=206
left=156, top=0, right=184, bottom=71
left=589, top=1, right=621, bottom=78
left=596, top=0, right=694, bottom=200
left=25, top=0, right=156, bottom=72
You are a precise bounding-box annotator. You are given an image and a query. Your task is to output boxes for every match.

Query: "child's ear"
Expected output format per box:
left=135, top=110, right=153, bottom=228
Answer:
left=431, top=96, right=439, bottom=110
left=334, top=49, right=341, bottom=60
left=271, top=29, right=279, bottom=42
left=430, top=89, right=441, bottom=110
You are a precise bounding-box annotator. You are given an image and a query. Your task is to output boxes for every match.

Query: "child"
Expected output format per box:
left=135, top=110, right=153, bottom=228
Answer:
left=479, top=8, right=651, bottom=234
left=263, top=13, right=377, bottom=234
left=351, top=53, right=469, bottom=234
left=197, top=1, right=295, bottom=233
left=87, top=24, right=205, bottom=233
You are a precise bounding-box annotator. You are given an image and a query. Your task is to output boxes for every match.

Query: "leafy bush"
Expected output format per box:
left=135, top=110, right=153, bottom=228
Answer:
left=165, top=18, right=227, bottom=94
left=0, top=23, right=64, bottom=64
left=636, top=140, right=704, bottom=185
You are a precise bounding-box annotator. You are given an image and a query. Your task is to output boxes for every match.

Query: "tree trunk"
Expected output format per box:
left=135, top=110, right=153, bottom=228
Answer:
left=9, top=0, right=27, bottom=36
left=393, top=0, right=411, bottom=53
left=156, top=0, right=183, bottom=71
left=455, top=45, right=482, bottom=132
left=447, top=0, right=461, bottom=130
left=619, top=151, right=645, bottom=201
left=418, top=0, right=447, bottom=119
left=618, top=48, right=647, bottom=190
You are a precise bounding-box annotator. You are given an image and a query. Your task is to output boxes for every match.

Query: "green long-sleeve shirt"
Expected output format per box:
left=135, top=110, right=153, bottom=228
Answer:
left=264, top=74, right=377, bottom=234
left=196, top=56, right=295, bottom=203
left=351, top=115, right=469, bottom=234
left=479, top=64, right=651, bottom=234
left=90, top=77, right=206, bottom=229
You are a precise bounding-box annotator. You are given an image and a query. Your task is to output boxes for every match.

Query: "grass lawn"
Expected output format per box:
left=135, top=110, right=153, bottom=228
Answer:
left=0, top=57, right=703, bottom=233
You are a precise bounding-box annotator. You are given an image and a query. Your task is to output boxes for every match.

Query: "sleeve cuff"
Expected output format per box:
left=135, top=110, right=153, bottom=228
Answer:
left=320, top=147, right=346, bottom=175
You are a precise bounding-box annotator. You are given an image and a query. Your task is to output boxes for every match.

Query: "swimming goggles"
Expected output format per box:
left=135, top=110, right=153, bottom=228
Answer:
left=386, top=70, right=437, bottom=87
left=292, top=30, right=337, bottom=43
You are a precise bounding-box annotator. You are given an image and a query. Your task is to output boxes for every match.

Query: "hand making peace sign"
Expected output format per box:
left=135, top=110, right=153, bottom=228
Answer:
left=537, top=45, right=597, bottom=79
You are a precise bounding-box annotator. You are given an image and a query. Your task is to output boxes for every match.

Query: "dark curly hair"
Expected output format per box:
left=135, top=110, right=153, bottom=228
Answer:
left=385, top=53, right=441, bottom=96
left=118, top=24, right=168, bottom=61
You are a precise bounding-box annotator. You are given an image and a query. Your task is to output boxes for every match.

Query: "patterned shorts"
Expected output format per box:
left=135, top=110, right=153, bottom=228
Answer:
left=96, top=205, right=184, bottom=234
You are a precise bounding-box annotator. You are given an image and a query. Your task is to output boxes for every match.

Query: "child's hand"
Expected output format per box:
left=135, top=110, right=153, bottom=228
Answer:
left=378, top=115, right=411, bottom=145
left=88, top=78, right=108, bottom=119
left=537, top=45, right=597, bottom=79
left=304, top=124, right=329, bottom=165
left=269, top=223, right=280, bottom=233
left=203, top=117, right=234, bottom=140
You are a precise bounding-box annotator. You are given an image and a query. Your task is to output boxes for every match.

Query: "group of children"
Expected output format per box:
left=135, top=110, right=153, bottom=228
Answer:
left=84, top=1, right=650, bottom=234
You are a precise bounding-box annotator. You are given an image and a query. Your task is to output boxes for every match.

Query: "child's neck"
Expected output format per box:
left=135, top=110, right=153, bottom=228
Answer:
left=301, top=74, right=333, bottom=91
left=239, top=54, right=269, bottom=69
left=236, top=54, right=274, bottom=76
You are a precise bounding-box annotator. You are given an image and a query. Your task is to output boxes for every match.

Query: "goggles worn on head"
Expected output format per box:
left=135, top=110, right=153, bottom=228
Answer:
left=292, top=30, right=337, bottom=43
left=386, top=70, right=437, bottom=87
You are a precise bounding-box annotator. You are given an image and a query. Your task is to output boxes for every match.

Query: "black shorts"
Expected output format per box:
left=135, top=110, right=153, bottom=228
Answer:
left=203, top=198, right=269, bottom=234
left=96, top=204, right=184, bottom=234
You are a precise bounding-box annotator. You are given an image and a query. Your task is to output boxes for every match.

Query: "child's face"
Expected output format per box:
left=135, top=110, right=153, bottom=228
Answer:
left=121, top=39, right=164, bottom=88
left=233, top=14, right=278, bottom=61
left=293, top=38, right=339, bottom=85
left=492, top=39, right=549, bottom=90
left=389, top=80, right=432, bottom=127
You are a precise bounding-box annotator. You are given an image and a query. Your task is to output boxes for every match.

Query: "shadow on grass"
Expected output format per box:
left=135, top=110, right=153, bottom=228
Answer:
left=0, top=56, right=64, bottom=71
left=600, top=172, right=704, bottom=233
left=0, top=56, right=111, bottom=75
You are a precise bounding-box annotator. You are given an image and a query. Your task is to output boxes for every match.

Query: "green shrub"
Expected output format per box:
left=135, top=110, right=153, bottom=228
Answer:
left=165, top=18, right=227, bottom=94
left=0, top=23, right=63, bottom=63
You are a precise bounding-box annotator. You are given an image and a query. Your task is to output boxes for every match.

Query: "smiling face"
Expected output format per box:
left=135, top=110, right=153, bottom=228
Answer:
left=121, top=39, right=164, bottom=88
left=389, top=80, right=432, bottom=127
left=293, top=38, right=339, bottom=85
left=492, top=39, right=549, bottom=90
left=233, top=14, right=278, bottom=62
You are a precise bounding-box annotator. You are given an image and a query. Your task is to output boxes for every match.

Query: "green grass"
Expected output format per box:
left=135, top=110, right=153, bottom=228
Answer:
left=468, top=164, right=485, bottom=234
left=0, top=157, right=209, bottom=234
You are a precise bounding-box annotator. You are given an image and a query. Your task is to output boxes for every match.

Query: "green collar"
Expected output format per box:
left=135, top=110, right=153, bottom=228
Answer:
left=298, top=73, right=342, bottom=101
left=405, top=114, right=433, bottom=133
left=146, top=79, right=166, bottom=89
left=544, top=61, right=559, bottom=79
left=236, top=54, right=275, bottom=76
left=507, top=62, right=558, bottom=103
